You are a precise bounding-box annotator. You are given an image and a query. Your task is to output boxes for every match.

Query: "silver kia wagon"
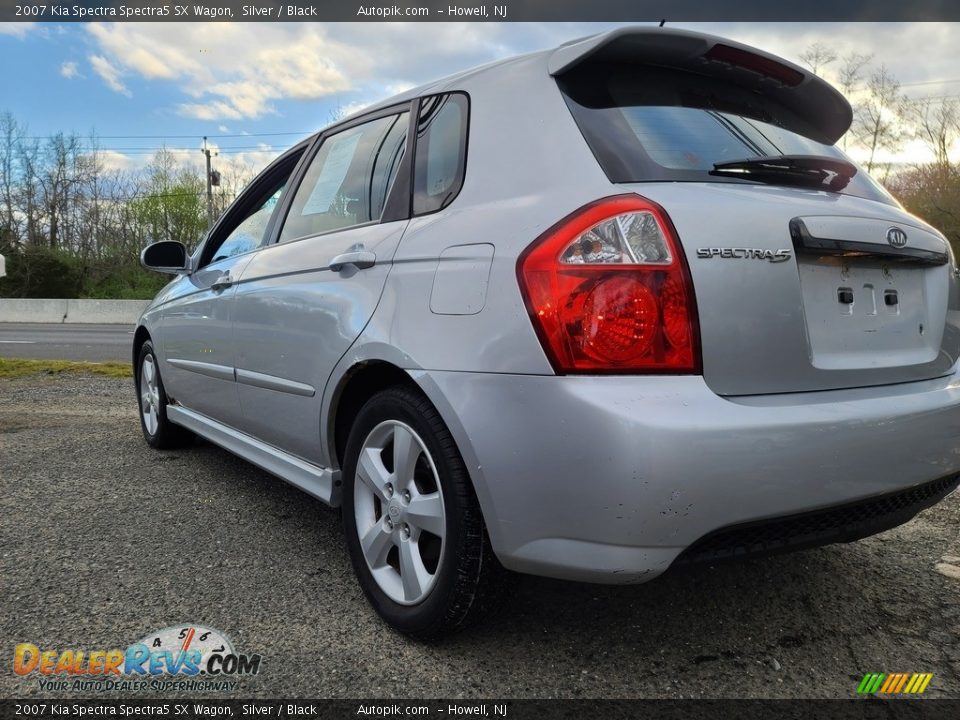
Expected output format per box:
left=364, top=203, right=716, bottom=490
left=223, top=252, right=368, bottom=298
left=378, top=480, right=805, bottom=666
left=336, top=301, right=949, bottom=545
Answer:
left=136, top=27, right=960, bottom=636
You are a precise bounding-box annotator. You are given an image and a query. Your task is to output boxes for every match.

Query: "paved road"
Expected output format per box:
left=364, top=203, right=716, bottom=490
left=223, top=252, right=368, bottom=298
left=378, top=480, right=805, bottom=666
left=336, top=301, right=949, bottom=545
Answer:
left=2, top=373, right=959, bottom=700
left=0, top=322, right=134, bottom=362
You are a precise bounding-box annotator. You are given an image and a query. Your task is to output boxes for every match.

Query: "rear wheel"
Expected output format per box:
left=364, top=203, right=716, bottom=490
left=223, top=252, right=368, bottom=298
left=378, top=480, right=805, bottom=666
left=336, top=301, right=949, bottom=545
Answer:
left=341, top=385, right=500, bottom=637
left=136, top=340, right=194, bottom=449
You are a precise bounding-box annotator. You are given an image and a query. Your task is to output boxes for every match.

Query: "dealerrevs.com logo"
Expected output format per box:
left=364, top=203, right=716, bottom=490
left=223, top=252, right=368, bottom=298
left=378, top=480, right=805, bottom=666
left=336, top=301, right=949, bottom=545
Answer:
left=13, top=625, right=261, bottom=693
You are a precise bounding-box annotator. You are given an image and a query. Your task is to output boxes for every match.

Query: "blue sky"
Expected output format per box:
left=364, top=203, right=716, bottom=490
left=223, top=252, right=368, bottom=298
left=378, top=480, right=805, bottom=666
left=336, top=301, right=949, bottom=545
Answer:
left=1, top=22, right=958, bottom=172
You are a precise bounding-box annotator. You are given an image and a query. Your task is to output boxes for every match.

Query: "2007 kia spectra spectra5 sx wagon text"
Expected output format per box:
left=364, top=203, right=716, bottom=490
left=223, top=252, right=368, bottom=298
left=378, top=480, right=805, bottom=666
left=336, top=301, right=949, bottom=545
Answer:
left=134, top=27, right=960, bottom=637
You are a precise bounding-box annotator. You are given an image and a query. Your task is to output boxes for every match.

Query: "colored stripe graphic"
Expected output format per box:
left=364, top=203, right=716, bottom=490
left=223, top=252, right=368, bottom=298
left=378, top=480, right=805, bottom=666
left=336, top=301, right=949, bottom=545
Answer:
left=894, top=674, right=909, bottom=693
left=858, top=672, right=933, bottom=695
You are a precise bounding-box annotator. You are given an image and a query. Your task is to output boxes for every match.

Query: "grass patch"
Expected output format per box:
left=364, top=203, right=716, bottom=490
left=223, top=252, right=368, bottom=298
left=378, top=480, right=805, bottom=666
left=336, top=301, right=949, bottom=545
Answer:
left=0, top=357, right=132, bottom=380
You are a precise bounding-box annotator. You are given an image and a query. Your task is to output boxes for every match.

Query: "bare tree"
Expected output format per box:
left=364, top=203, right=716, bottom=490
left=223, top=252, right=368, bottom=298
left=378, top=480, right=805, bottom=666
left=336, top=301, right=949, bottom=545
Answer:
left=799, top=42, right=838, bottom=76
left=0, top=110, right=277, bottom=298
left=909, top=98, right=960, bottom=170
left=0, top=113, right=23, bottom=252
left=836, top=52, right=873, bottom=150
left=17, top=136, right=42, bottom=247
left=838, top=52, right=872, bottom=96
left=855, top=65, right=907, bottom=174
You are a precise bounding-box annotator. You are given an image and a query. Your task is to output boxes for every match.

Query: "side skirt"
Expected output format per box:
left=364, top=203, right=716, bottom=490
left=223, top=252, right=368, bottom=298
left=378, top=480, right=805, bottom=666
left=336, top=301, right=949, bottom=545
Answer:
left=166, top=405, right=341, bottom=507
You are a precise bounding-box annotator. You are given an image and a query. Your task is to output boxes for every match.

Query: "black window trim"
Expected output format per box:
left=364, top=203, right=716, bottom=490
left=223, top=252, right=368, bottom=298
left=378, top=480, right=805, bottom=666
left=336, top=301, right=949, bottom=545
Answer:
left=410, top=91, right=470, bottom=218
left=264, top=100, right=417, bottom=248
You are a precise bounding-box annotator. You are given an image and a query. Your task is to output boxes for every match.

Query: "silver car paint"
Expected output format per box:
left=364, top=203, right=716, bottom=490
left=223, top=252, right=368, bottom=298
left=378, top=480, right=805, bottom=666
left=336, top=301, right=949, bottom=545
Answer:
left=151, top=252, right=256, bottom=430
left=230, top=219, right=409, bottom=463
left=636, top=183, right=957, bottom=395
left=139, top=29, right=960, bottom=583
left=410, top=369, right=960, bottom=582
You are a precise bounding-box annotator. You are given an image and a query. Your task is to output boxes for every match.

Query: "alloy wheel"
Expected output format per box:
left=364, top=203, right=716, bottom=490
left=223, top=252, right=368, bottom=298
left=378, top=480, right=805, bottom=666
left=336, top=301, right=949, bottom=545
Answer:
left=353, top=420, right=446, bottom=605
left=140, top=355, right=160, bottom=436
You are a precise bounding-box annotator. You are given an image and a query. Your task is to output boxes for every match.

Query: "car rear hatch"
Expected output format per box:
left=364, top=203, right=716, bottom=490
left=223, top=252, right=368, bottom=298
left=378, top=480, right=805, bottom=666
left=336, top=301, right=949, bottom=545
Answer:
left=553, top=27, right=959, bottom=395
left=625, top=182, right=956, bottom=394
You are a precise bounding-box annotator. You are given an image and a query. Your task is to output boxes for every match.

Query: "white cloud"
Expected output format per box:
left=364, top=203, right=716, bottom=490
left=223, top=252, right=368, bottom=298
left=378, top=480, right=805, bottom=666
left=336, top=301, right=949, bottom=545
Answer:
left=78, top=22, right=558, bottom=122
left=0, top=22, right=35, bottom=38
left=326, top=99, right=377, bottom=122
left=72, top=20, right=960, bottom=171
left=178, top=100, right=246, bottom=121
left=85, top=23, right=356, bottom=121
left=385, top=82, right=415, bottom=95
left=60, top=61, right=79, bottom=79
left=93, top=149, right=137, bottom=173
left=87, top=23, right=200, bottom=80
left=89, top=55, right=131, bottom=97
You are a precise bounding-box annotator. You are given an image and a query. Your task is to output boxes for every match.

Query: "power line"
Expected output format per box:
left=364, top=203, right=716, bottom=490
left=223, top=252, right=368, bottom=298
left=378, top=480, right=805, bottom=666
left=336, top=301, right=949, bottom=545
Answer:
left=86, top=145, right=279, bottom=152
left=900, top=78, right=960, bottom=89
left=77, top=191, right=239, bottom=201
left=38, top=148, right=283, bottom=157
left=902, top=93, right=960, bottom=104
left=21, top=131, right=312, bottom=140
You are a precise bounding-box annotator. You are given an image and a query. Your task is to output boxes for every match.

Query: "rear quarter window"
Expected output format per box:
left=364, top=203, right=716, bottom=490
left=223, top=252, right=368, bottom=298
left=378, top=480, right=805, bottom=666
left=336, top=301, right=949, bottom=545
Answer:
left=413, top=93, right=469, bottom=216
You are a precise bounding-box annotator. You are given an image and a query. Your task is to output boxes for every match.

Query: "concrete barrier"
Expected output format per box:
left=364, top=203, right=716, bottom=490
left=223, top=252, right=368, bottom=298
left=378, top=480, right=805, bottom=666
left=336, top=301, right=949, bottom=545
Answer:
left=0, top=298, right=150, bottom=324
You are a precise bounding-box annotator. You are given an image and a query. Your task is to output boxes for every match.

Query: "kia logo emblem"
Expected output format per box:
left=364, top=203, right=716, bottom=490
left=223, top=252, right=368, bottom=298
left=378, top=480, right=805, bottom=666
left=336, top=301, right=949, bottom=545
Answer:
left=887, top=227, right=908, bottom=248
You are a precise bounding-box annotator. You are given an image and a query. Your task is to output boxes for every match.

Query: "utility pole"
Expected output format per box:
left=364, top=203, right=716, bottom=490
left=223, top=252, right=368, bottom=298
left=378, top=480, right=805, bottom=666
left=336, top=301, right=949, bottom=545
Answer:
left=202, top=137, right=215, bottom=229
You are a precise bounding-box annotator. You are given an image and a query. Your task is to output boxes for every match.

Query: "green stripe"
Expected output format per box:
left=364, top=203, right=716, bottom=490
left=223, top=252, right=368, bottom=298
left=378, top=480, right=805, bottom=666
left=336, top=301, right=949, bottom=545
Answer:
left=857, top=675, right=873, bottom=694
left=869, top=673, right=887, bottom=694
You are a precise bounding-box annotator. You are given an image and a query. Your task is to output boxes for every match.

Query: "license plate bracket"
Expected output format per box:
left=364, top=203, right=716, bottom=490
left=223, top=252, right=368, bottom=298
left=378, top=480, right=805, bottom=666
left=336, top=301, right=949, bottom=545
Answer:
left=797, top=257, right=941, bottom=370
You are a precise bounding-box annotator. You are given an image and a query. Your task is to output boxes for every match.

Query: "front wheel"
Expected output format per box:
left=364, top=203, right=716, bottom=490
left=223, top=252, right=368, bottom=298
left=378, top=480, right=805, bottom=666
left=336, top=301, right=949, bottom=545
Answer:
left=341, top=386, right=500, bottom=638
left=136, top=340, right=194, bottom=450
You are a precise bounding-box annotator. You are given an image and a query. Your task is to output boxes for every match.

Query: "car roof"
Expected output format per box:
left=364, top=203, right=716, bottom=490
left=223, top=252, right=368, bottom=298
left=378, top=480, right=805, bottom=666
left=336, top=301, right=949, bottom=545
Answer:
left=324, top=26, right=852, bottom=145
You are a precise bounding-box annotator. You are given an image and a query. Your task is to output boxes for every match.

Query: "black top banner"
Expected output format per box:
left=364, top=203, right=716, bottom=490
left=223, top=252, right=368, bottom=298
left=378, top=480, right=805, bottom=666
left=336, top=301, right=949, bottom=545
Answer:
left=3, top=0, right=960, bottom=22
left=2, top=700, right=960, bottom=720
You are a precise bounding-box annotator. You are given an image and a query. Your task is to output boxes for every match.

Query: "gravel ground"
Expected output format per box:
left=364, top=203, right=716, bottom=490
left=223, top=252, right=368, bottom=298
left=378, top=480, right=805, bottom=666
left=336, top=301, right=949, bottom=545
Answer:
left=1, top=373, right=958, bottom=700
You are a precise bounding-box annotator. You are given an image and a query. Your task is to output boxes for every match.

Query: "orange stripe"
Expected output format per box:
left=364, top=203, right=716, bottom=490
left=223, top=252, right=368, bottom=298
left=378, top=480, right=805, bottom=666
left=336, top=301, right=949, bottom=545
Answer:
left=181, top=627, right=196, bottom=653
left=879, top=675, right=896, bottom=693
left=894, top=674, right=909, bottom=693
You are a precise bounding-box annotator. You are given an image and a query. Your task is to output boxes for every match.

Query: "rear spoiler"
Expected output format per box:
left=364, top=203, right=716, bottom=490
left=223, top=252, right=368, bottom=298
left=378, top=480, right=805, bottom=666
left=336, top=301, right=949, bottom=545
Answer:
left=548, top=27, right=852, bottom=145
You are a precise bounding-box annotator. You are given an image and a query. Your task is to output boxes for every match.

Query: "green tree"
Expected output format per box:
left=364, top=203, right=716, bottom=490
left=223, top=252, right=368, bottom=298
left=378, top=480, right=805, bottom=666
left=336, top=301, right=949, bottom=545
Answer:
left=0, top=245, right=83, bottom=298
left=129, top=150, right=207, bottom=248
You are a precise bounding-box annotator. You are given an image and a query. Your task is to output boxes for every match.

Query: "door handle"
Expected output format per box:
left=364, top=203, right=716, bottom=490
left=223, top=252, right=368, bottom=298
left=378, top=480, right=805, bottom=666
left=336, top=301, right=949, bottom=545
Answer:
left=329, top=251, right=376, bottom=272
left=211, top=274, right=234, bottom=292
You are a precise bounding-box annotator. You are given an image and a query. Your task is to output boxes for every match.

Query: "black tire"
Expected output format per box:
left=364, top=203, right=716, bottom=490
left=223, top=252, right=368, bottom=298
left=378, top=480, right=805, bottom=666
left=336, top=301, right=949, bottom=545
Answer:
left=135, top=340, right=194, bottom=450
left=341, top=385, right=502, bottom=638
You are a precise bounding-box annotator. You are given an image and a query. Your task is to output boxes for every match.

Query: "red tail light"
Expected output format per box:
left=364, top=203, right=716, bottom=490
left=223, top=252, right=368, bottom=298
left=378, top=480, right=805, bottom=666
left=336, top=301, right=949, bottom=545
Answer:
left=517, top=194, right=701, bottom=374
left=704, top=44, right=804, bottom=87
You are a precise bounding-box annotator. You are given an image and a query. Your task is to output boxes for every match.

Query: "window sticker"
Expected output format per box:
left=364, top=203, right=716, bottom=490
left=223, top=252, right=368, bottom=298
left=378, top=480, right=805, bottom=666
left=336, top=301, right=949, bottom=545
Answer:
left=301, top=131, right=361, bottom=216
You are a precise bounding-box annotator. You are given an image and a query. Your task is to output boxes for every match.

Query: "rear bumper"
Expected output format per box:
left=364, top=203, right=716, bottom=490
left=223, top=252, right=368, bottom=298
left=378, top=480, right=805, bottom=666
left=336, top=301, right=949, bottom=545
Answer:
left=415, top=370, right=960, bottom=583
left=674, top=473, right=959, bottom=566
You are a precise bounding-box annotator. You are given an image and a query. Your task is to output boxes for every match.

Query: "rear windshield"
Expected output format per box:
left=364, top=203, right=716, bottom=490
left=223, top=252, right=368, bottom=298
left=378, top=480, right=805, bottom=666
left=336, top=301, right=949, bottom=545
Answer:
left=558, top=64, right=897, bottom=206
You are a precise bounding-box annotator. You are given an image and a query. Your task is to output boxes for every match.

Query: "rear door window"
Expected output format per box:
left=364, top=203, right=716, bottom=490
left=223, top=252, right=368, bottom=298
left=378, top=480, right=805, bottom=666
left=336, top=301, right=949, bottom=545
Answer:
left=278, top=112, right=409, bottom=243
